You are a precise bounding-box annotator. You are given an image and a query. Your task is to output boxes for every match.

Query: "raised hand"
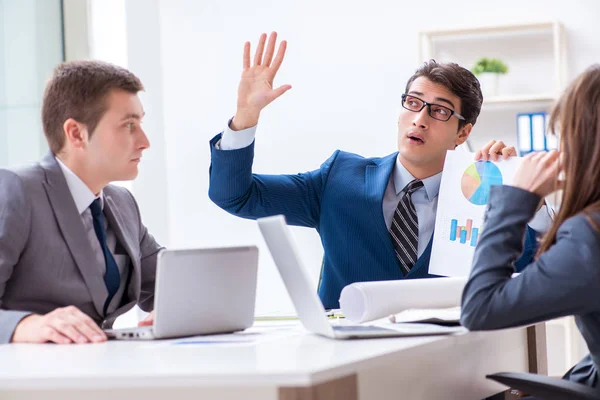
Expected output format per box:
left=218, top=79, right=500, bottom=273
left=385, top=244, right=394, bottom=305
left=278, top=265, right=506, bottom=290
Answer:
left=230, top=32, right=292, bottom=131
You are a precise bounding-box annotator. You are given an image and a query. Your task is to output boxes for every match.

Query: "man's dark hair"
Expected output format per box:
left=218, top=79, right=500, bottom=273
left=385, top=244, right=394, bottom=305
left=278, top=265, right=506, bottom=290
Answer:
left=42, top=60, right=144, bottom=154
left=405, top=60, right=483, bottom=129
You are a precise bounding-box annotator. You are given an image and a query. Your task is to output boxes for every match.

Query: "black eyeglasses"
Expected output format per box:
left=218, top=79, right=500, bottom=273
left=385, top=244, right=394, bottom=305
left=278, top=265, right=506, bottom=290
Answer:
left=401, top=94, right=465, bottom=122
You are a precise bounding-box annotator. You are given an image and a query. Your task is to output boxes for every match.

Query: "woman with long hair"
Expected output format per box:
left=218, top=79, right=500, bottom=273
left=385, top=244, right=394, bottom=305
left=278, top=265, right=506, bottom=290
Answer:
left=461, top=64, right=600, bottom=392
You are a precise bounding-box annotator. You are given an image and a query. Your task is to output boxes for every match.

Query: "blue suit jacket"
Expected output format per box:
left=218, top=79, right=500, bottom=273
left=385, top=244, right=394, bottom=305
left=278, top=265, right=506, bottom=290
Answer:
left=208, top=134, right=536, bottom=309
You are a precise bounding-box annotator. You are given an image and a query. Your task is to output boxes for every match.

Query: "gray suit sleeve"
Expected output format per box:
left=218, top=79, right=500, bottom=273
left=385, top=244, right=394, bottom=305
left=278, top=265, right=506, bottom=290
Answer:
left=0, top=171, right=34, bottom=343
left=461, top=185, right=600, bottom=330
left=125, top=190, right=164, bottom=312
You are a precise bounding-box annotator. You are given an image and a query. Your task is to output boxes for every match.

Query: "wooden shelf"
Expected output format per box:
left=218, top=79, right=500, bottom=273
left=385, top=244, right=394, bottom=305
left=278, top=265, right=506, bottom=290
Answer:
left=420, top=21, right=557, bottom=39
left=483, top=93, right=557, bottom=105
left=418, top=21, right=567, bottom=94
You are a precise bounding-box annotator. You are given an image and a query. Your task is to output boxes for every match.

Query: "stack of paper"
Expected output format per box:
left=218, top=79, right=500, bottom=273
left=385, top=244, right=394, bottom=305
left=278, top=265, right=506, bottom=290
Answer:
left=389, top=307, right=461, bottom=326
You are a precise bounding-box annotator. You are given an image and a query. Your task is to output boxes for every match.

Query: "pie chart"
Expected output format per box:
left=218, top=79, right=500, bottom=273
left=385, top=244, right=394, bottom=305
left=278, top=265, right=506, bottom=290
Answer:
left=461, top=161, right=503, bottom=205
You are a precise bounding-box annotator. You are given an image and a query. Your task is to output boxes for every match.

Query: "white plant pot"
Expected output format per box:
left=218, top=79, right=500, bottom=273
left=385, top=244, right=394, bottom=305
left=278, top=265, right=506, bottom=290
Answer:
left=478, top=72, right=500, bottom=98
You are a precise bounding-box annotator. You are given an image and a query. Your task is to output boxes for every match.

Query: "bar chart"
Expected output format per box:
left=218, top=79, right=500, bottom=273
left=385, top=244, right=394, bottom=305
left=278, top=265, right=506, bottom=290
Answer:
left=449, top=219, right=480, bottom=247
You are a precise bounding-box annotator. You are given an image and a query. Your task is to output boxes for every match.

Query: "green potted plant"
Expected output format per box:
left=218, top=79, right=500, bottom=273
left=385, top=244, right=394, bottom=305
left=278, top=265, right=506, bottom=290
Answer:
left=471, top=57, right=509, bottom=97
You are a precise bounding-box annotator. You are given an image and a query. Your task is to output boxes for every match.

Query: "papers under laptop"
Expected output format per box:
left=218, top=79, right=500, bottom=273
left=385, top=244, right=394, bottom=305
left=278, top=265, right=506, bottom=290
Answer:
left=104, top=246, right=258, bottom=340
left=257, top=215, right=464, bottom=339
left=389, top=307, right=461, bottom=326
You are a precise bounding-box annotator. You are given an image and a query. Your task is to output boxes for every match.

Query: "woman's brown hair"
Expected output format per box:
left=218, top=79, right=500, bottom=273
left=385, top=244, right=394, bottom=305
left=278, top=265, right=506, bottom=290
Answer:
left=538, top=64, right=600, bottom=255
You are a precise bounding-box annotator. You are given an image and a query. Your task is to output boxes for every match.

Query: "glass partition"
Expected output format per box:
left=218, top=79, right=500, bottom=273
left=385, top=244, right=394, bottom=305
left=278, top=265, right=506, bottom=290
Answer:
left=0, top=0, right=64, bottom=168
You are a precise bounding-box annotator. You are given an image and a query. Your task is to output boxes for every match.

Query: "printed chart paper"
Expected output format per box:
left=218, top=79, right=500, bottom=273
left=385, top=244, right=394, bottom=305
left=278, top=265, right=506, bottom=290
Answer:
left=429, top=150, right=521, bottom=277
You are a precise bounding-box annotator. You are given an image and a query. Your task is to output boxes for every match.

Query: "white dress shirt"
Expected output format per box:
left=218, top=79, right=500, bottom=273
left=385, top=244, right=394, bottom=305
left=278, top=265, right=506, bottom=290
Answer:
left=55, top=157, right=130, bottom=314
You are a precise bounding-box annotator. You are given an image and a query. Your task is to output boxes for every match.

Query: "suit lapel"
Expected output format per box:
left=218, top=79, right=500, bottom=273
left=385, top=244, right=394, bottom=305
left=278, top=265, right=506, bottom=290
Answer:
left=40, top=153, right=107, bottom=316
left=103, top=192, right=141, bottom=305
left=365, top=153, right=398, bottom=254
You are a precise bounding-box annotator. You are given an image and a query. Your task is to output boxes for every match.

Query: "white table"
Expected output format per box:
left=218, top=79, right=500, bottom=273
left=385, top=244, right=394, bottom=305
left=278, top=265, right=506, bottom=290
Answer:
left=0, top=321, right=543, bottom=400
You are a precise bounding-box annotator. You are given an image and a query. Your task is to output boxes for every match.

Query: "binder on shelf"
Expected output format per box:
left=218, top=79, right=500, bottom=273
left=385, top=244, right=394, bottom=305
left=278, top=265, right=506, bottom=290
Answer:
left=517, top=114, right=532, bottom=154
left=516, top=112, right=556, bottom=155
left=531, top=113, right=546, bottom=151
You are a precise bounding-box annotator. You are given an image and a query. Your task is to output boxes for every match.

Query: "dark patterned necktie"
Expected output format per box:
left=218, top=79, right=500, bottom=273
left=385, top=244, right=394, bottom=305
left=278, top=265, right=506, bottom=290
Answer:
left=90, top=198, right=120, bottom=315
left=389, top=179, right=424, bottom=275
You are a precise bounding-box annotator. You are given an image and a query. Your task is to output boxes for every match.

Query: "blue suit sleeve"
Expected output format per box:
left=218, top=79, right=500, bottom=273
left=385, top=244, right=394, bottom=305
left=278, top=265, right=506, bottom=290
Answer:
left=208, top=133, right=338, bottom=228
left=461, top=185, right=600, bottom=330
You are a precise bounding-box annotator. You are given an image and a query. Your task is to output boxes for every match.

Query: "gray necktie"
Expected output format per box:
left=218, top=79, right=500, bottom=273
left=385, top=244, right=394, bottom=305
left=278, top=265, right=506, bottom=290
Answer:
left=389, top=179, right=424, bottom=275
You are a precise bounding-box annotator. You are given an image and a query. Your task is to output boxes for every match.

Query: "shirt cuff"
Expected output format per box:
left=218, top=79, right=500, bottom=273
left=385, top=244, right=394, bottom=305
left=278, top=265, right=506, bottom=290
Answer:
left=0, top=310, right=33, bottom=344
left=527, top=204, right=555, bottom=232
left=218, top=119, right=257, bottom=150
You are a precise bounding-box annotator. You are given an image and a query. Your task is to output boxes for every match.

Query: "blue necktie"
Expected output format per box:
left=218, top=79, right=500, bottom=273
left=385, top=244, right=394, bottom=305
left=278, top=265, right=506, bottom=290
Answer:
left=90, top=198, right=120, bottom=315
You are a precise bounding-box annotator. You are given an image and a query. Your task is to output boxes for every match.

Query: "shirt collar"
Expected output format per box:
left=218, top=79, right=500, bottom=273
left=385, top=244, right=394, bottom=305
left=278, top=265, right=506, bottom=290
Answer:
left=392, top=155, right=442, bottom=202
left=55, top=157, right=103, bottom=215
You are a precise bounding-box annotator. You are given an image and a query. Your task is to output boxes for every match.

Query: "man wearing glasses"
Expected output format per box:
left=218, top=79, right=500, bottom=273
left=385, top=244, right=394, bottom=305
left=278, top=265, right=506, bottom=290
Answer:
left=208, top=32, right=542, bottom=309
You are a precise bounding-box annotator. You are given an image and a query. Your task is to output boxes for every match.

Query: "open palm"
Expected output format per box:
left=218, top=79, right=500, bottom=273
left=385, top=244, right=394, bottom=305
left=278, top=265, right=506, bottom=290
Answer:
left=233, top=32, right=291, bottom=129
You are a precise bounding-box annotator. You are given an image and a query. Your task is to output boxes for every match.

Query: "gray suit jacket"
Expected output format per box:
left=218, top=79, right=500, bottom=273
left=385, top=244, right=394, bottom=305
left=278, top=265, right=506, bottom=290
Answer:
left=0, top=153, right=163, bottom=343
left=461, top=185, right=600, bottom=390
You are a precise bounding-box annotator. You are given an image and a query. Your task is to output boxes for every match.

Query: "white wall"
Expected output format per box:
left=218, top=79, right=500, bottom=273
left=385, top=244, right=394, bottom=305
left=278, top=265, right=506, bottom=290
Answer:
left=120, top=0, right=600, bottom=318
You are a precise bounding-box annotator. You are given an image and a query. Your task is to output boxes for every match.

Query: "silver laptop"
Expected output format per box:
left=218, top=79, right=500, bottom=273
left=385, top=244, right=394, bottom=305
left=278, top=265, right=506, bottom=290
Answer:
left=105, top=246, right=258, bottom=340
left=257, top=215, right=463, bottom=339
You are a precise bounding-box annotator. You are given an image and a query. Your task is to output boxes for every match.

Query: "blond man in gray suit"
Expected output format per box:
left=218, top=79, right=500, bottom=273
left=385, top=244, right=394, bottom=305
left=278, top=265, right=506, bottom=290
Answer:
left=0, top=60, right=163, bottom=344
